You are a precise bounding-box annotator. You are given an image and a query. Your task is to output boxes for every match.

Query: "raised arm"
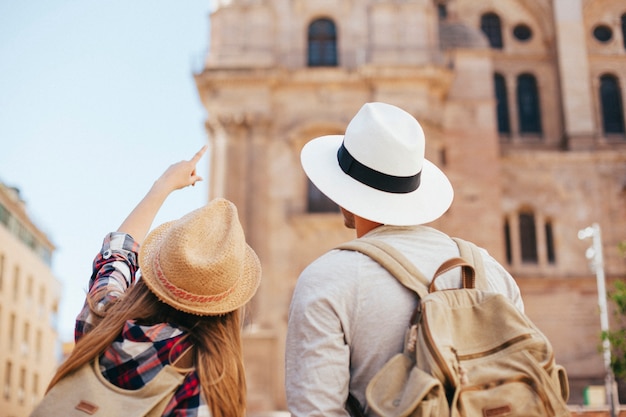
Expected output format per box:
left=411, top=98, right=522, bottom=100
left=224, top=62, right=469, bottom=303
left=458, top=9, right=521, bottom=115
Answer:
left=74, top=145, right=207, bottom=340
left=117, top=145, right=207, bottom=245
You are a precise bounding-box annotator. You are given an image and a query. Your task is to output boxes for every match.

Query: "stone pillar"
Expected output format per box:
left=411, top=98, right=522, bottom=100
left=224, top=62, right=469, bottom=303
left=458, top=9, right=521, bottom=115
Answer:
left=206, top=118, right=227, bottom=200
left=509, top=213, right=522, bottom=268
left=506, top=74, right=519, bottom=139
left=553, top=0, right=596, bottom=150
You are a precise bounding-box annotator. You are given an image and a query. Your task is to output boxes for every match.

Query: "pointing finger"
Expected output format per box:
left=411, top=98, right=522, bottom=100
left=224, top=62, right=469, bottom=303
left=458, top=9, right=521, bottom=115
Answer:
left=190, top=145, right=208, bottom=163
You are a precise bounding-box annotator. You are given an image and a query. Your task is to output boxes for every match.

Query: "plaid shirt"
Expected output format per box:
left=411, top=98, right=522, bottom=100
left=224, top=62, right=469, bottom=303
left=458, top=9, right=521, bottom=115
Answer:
left=75, top=232, right=211, bottom=417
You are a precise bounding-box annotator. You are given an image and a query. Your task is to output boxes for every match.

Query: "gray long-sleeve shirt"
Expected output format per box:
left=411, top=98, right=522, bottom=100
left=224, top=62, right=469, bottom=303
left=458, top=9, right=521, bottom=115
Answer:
left=285, top=225, right=523, bottom=417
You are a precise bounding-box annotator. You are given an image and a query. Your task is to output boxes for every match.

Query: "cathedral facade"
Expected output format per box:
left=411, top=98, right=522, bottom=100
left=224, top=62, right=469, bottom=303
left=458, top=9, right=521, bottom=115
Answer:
left=194, top=0, right=626, bottom=412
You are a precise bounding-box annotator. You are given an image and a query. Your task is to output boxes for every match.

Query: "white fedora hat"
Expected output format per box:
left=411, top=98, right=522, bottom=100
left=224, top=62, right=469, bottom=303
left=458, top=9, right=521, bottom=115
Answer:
left=300, top=102, right=453, bottom=226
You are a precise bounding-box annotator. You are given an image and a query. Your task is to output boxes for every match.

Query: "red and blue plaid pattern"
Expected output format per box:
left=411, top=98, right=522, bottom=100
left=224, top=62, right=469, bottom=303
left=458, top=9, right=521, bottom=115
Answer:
left=75, top=232, right=211, bottom=416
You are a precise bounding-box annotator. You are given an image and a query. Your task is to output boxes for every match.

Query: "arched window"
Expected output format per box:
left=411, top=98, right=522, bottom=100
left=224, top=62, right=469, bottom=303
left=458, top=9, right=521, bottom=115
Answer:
left=437, top=3, right=448, bottom=20
left=621, top=13, right=626, bottom=50
left=481, top=13, right=503, bottom=49
left=517, top=73, right=542, bottom=134
left=599, top=74, right=625, bottom=134
left=494, top=73, right=510, bottom=134
left=308, top=18, right=338, bottom=67
left=505, top=211, right=556, bottom=267
left=307, top=179, right=338, bottom=213
left=519, top=212, right=538, bottom=264
left=4, top=360, right=13, bottom=400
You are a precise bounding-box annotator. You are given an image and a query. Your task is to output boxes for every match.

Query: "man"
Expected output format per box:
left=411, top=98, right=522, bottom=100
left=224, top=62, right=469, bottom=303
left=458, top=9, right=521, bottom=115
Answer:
left=285, top=102, right=523, bottom=416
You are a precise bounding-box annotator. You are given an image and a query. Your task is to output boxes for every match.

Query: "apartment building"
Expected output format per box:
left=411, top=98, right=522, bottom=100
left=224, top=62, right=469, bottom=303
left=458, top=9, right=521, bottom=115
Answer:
left=0, top=183, right=61, bottom=417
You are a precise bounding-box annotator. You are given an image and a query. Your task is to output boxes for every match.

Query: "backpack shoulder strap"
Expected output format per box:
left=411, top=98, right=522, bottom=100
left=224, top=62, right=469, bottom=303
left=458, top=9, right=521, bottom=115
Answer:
left=171, top=346, right=195, bottom=371
left=451, top=237, right=489, bottom=291
left=335, top=238, right=429, bottom=299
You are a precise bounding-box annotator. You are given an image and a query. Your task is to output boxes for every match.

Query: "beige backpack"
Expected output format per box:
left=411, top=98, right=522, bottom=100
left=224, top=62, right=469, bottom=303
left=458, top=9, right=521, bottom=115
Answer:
left=338, top=237, right=570, bottom=417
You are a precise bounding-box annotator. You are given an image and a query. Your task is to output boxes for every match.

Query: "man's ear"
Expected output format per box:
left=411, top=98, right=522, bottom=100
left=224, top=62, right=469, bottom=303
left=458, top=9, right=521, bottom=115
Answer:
left=340, top=207, right=356, bottom=230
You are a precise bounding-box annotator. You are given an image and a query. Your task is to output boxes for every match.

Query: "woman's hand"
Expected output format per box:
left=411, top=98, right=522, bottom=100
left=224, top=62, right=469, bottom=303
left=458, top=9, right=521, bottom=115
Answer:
left=117, top=145, right=208, bottom=244
left=152, top=145, right=207, bottom=194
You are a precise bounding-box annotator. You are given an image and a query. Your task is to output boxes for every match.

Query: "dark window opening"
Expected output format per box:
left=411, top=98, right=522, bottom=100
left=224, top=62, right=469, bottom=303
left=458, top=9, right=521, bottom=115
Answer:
left=599, top=74, right=625, bottom=134
left=438, top=4, right=447, bottom=20
left=494, top=73, right=510, bottom=134
left=545, top=221, right=556, bottom=264
left=308, top=18, right=338, bottom=67
left=593, top=25, right=613, bottom=42
left=519, top=212, right=538, bottom=264
left=307, top=180, right=339, bottom=213
left=517, top=74, right=542, bottom=134
left=513, top=24, right=532, bottom=41
left=622, top=14, right=626, bottom=50
left=481, top=13, right=503, bottom=49
left=504, top=218, right=512, bottom=265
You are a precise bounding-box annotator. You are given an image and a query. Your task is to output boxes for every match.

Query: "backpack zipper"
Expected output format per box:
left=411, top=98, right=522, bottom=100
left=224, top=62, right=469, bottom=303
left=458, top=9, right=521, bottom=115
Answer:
left=456, top=334, right=532, bottom=361
left=421, top=312, right=455, bottom=386
left=422, top=314, right=535, bottom=386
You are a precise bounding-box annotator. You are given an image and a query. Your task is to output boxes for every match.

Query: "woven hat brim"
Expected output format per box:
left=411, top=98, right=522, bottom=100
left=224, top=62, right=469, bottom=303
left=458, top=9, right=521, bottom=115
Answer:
left=301, top=135, right=454, bottom=226
left=139, top=220, right=261, bottom=316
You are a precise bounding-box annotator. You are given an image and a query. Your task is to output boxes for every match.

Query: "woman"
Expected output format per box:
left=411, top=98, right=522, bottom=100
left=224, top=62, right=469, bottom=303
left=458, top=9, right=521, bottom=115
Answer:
left=45, top=146, right=261, bottom=417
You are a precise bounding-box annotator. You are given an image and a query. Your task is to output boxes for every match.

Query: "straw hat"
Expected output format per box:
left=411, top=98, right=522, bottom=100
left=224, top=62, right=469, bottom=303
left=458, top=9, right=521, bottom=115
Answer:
left=139, top=198, right=261, bottom=316
left=300, top=102, right=453, bottom=225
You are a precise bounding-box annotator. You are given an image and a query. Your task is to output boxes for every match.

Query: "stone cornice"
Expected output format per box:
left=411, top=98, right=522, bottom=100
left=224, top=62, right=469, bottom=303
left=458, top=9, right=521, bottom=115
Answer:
left=195, top=64, right=454, bottom=90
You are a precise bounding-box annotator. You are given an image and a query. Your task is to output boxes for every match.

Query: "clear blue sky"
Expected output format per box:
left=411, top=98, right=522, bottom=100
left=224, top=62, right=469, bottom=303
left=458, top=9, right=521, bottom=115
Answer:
left=0, top=1, right=213, bottom=341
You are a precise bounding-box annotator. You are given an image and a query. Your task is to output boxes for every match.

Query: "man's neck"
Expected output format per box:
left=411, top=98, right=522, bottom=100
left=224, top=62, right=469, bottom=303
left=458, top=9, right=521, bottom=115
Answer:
left=355, top=216, right=383, bottom=238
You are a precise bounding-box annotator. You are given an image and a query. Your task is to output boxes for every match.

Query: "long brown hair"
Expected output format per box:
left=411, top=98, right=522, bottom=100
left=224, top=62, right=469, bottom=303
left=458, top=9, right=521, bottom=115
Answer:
left=48, top=280, right=247, bottom=417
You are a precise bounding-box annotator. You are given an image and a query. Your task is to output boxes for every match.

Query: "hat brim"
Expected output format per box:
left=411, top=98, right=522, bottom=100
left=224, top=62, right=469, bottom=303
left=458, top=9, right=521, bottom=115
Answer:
left=301, top=135, right=454, bottom=226
left=139, top=219, right=261, bottom=316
